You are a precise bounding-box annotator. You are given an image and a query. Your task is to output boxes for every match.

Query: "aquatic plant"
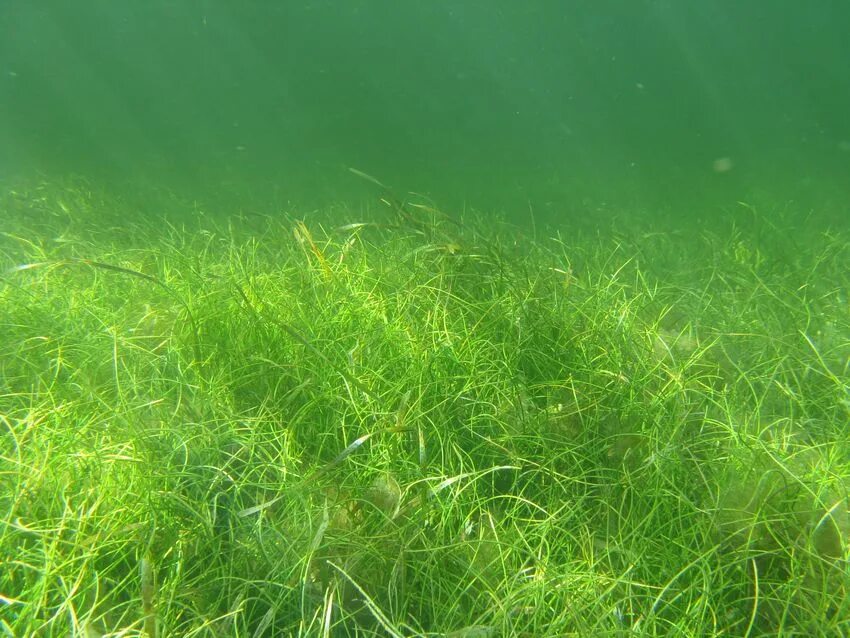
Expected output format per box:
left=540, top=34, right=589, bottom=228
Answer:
left=1, top=179, right=848, bottom=636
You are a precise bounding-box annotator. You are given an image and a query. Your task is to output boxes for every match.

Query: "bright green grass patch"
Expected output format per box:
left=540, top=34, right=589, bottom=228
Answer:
left=1, top=178, right=848, bottom=636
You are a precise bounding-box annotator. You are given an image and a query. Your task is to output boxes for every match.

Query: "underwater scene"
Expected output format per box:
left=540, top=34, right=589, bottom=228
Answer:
left=1, top=2, right=849, bottom=636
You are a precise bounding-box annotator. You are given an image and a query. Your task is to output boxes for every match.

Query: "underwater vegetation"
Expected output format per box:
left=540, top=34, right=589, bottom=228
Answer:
left=0, top=177, right=849, bottom=636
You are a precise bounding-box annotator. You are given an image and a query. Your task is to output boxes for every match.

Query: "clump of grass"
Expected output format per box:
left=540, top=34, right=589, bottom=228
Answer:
left=1, top=179, right=848, bottom=636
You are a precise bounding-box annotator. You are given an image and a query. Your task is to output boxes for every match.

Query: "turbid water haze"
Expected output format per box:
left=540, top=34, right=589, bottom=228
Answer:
left=2, top=1, right=848, bottom=220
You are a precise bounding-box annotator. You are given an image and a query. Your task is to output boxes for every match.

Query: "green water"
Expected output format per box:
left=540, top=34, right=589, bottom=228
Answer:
left=2, top=1, right=848, bottom=223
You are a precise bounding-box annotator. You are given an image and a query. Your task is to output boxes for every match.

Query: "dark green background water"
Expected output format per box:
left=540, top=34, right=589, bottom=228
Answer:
left=2, top=1, right=848, bottom=221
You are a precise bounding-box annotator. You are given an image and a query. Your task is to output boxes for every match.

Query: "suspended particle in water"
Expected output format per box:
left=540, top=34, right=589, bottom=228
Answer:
left=712, top=157, right=734, bottom=173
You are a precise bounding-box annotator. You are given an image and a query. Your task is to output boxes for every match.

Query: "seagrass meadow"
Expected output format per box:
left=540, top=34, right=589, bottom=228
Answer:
left=1, top=177, right=848, bottom=636
left=3, top=3, right=850, bottom=634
